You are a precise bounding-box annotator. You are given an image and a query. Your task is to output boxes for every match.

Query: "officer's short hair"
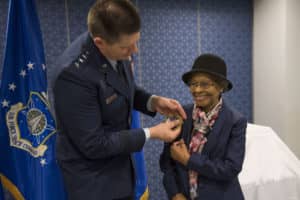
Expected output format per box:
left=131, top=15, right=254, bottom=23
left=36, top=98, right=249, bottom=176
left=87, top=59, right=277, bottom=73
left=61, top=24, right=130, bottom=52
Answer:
left=87, top=0, right=141, bottom=44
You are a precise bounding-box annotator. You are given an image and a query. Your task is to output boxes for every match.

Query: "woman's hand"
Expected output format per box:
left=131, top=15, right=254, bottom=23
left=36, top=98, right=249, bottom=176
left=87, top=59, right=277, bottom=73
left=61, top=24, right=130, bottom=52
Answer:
left=170, top=139, right=190, bottom=166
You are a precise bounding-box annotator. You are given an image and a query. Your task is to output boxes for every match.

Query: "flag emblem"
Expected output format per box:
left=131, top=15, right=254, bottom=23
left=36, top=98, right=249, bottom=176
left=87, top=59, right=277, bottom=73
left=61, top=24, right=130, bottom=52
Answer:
left=6, top=92, right=56, bottom=157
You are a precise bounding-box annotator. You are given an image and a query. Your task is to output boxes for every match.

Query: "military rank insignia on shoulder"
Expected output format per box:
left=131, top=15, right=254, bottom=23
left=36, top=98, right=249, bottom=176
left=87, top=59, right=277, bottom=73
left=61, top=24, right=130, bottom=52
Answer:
left=73, top=50, right=89, bottom=69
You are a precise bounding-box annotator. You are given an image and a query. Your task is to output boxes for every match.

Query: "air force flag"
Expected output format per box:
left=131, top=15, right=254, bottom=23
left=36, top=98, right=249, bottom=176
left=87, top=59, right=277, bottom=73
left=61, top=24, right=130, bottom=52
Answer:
left=129, top=57, right=149, bottom=200
left=0, top=0, right=66, bottom=199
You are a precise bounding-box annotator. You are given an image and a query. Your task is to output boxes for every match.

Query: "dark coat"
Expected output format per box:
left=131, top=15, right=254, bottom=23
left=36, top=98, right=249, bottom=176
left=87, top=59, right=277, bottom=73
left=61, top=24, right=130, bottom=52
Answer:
left=160, top=101, right=247, bottom=200
left=53, top=32, right=155, bottom=200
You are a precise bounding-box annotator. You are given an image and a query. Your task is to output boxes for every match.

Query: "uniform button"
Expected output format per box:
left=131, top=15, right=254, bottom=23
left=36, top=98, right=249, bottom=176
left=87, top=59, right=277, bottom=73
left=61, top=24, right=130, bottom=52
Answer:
left=102, top=64, right=107, bottom=68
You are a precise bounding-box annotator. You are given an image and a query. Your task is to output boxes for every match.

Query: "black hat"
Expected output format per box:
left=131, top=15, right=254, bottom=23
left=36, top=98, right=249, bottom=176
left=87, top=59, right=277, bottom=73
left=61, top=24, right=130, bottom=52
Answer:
left=182, top=53, right=233, bottom=92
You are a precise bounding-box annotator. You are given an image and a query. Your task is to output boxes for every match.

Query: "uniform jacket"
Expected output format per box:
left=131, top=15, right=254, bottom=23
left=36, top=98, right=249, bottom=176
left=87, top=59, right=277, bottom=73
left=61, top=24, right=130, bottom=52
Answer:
left=53, top=32, right=155, bottom=200
left=160, top=101, right=247, bottom=200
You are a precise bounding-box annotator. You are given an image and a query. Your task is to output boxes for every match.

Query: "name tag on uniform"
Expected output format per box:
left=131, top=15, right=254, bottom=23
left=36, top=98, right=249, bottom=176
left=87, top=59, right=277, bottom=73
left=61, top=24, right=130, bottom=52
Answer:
left=105, top=93, right=118, bottom=104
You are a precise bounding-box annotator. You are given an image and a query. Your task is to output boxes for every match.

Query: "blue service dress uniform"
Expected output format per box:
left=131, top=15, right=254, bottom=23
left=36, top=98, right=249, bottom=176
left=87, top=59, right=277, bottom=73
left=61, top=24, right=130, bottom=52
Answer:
left=53, top=32, right=155, bottom=200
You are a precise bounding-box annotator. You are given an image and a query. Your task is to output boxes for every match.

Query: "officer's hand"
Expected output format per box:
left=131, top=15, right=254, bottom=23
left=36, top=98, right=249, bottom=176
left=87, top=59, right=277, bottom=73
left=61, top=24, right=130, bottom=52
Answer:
left=149, top=119, right=182, bottom=142
left=151, top=96, right=187, bottom=120
left=172, top=193, right=187, bottom=200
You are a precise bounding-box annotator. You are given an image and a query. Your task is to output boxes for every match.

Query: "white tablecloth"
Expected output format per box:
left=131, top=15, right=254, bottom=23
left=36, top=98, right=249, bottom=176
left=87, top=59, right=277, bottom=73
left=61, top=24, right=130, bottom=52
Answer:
left=239, top=124, right=300, bottom=200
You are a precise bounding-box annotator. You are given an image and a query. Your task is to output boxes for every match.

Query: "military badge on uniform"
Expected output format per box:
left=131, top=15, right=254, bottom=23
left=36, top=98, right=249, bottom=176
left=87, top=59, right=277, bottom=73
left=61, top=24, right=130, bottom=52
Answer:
left=105, top=93, right=118, bottom=104
left=164, top=114, right=183, bottom=131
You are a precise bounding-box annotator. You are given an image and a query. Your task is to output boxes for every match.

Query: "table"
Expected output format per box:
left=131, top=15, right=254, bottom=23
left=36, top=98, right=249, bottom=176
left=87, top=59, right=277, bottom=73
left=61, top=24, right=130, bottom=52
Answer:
left=239, top=124, right=300, bottom=200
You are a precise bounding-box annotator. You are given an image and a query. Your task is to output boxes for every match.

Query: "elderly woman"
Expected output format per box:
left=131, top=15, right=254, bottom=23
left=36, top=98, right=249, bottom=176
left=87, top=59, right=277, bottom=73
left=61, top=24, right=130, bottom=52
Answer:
left=160, top=53, right=247, bottom=200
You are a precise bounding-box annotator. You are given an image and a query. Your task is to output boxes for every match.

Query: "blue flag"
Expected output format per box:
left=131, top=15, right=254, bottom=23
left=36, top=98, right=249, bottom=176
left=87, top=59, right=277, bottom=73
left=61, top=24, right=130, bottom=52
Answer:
left=0, top=1, right=66, bottom=199
left=129, top=58, right=149, bottom=200
left=0, top=180, right=4, bottom=200
left=131, top=110, right=149, bottom=200
left=0, top=88, right=4, bottom=200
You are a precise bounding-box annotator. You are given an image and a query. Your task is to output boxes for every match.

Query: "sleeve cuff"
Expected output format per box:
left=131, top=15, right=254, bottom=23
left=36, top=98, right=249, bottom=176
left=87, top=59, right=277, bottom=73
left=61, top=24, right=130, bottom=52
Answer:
left=143, top=128, right=151, bottom=140
left=146, top=95, right=157, bottom=112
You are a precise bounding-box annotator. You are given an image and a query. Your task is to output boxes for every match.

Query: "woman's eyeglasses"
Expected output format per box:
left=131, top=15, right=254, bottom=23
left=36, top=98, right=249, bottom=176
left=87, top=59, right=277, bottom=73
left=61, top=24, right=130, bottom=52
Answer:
left=189, top=81, right=214, bottom=89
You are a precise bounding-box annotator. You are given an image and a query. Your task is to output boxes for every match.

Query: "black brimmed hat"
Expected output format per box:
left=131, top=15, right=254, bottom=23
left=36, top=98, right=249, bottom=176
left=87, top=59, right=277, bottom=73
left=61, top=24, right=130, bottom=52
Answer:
left=182, top=53, right=232, bottom=92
